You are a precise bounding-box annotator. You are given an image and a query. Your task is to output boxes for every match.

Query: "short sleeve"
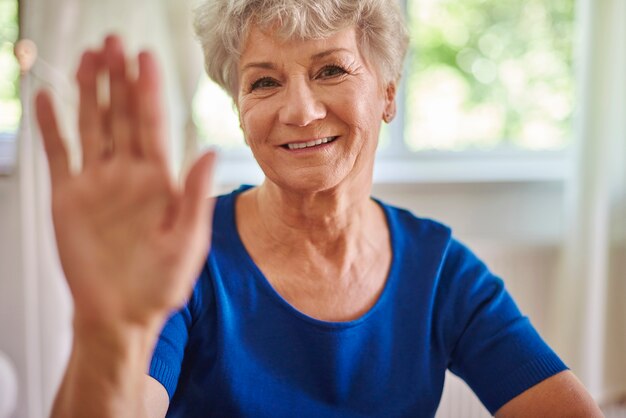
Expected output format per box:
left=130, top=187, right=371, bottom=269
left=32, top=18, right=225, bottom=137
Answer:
left=149, top=286, right=197, bottom=400
left=441, top=239, right=568, bottom=414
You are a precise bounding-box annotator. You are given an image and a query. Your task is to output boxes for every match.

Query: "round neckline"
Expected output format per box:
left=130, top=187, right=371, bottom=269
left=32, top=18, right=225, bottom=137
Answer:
left=225, top=185, right=400, bottom=331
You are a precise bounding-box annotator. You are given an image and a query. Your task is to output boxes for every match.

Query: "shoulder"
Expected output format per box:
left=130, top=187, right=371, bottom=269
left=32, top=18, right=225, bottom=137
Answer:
left=378, top=199, right=452, bottom=241
left=377, top=198, right=481, bottom=276
left=210, top=185, right=253, bottom=242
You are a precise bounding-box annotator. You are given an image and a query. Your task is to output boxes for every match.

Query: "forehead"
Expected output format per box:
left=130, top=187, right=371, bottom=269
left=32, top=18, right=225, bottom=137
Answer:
left=239, top=25, right=361, bottom=68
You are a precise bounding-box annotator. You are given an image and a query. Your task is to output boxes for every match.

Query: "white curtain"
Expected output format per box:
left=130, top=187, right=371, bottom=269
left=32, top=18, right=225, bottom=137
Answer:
left=551, top=0, right=626, bottom=404
left=19, top=0, right=203, bottom=415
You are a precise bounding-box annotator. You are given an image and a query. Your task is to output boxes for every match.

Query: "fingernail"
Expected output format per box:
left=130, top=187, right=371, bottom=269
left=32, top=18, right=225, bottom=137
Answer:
left=105, top=34, right=118, bottom=47
left=138, top=51, right=155, bottom=78
left=35, top=90, right=46, bottom=106
left=76, top=51, right=94, bottom=80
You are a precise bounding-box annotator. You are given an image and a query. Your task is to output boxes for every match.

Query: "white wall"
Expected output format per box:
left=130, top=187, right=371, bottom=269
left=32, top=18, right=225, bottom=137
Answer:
left=0, top=175, right=29, bottom=418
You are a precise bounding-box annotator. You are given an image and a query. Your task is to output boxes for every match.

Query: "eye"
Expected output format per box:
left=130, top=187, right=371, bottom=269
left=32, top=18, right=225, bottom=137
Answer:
left=317, top=65, right=348, bottom=79
left=250, top=77, right=279, bottom=91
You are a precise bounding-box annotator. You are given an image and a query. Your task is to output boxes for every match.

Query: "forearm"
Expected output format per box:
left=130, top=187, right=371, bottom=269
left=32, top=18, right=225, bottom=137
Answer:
left=51, top=319, right=160, bottom=418
left=495, top=371, right=604, bottom=418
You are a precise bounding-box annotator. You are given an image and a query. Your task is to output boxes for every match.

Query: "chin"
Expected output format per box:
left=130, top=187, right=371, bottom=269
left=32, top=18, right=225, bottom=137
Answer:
left=266, top=162, right=377, bottom=199
left=263, top=166, right=353, bottom=195
left=271, top=176, right=343, bottom=195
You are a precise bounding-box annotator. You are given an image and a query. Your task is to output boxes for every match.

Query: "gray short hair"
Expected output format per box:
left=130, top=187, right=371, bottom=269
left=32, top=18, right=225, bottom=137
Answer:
left=193, top=0, right=409, bottom=98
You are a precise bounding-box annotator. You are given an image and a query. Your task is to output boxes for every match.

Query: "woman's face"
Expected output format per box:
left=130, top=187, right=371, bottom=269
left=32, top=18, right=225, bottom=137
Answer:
left=236, top=25, right=396, bottom=193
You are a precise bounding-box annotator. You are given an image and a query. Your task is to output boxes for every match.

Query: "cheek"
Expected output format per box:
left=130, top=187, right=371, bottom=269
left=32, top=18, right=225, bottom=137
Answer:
left=337, top=86, right=385, bottom=136
left=239, top=100, right=274, bottom=146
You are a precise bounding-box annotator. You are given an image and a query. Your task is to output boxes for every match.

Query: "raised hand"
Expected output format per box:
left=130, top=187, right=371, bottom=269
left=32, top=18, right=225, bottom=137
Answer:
left=36, top=36, right=216, bottom=334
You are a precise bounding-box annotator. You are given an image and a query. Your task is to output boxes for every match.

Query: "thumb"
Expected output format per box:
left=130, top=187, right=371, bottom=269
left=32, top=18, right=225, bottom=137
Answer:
left=176, top=150, right=217, bottom=234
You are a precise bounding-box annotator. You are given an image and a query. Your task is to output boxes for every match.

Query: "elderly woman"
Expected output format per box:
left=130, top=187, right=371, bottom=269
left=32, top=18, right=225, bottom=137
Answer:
left=37, top=0, right=602, bottom=417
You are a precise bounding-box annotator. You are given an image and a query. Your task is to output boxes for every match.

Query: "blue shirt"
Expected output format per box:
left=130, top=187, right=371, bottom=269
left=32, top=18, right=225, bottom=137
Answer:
left=149, top=186, right=567, bottom=417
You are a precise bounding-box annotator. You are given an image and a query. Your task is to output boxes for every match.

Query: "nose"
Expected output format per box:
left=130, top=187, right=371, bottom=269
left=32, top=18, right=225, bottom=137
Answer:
left=278, top=78, right=326, bottom=127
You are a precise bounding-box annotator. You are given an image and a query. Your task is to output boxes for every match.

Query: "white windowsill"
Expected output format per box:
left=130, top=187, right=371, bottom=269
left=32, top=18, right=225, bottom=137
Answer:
left=212, top=149, right=571, bottom=186
left=1, top=135, right=570, bottom=184
left=373, top=150, right=571, bottom=184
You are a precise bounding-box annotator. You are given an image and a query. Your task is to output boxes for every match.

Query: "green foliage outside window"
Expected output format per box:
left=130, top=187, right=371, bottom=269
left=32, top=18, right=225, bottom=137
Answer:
left=0, top=0, right=20, bottom=133
left=406, top=0, right=575, bottom=151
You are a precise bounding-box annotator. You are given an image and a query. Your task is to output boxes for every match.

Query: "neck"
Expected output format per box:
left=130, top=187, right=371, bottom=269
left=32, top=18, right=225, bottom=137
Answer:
left=253, top=174, right=375, bottom=248
left=235, top=172, right=391, bottom=321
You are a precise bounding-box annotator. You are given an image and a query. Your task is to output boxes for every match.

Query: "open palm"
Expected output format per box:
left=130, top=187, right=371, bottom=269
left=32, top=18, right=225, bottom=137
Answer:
left=36, top=36, right=216, bottom=331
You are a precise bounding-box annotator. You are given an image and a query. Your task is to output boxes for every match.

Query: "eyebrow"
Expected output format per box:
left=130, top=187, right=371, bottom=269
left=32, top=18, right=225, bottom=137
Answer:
left=311, top=48, right=352, bottom=61
left=241, top=61, right=276, bottom=73
left=240, top=48, right=353, bottom=73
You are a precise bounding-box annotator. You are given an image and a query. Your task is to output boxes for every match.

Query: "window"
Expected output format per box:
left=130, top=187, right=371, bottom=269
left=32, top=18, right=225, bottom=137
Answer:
left=192, top=0, right=575, bottom=181
left=0, top=0, right=20, bottom=174
left=0, top=0, right=20, bottom=134
left=192, top=76, right=245, bottom=152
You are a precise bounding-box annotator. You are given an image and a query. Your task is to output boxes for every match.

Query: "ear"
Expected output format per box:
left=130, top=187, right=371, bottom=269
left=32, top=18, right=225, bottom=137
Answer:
left=382, top=81, right=397, bottom=123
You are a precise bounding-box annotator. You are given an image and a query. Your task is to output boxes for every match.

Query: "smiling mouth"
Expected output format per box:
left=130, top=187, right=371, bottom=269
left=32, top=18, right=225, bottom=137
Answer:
left=282, top=136, right=338, bottom=150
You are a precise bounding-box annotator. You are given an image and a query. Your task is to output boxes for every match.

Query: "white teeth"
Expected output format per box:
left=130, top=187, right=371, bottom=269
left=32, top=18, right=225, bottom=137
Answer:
left=287, top=136, right=335, bottom=150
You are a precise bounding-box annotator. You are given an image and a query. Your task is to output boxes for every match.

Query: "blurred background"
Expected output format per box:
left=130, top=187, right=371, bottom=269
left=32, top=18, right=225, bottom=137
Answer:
left=0, top=0, right=624, bottom=416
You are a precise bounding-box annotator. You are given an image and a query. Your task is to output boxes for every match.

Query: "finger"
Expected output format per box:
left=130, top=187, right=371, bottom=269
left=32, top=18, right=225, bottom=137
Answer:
left=175, top=151, right=217, bottom=234
left=136, top=51, right=167, bottom=163
left=76, top=50, right=105, bottom=166
left=101, top=105, right=111, bottom=148
left=35, top=91, right=70, bottom=184
left=105, top=35, right=136, bottom=156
